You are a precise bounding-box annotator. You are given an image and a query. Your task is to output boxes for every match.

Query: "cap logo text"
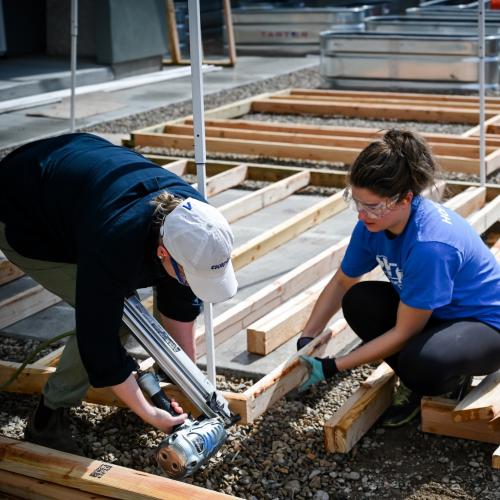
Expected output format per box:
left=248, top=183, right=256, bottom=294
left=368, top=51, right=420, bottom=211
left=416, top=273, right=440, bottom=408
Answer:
left=183, top=201, right=192, bottom=211
left=211, top=258, right=229, bottom=270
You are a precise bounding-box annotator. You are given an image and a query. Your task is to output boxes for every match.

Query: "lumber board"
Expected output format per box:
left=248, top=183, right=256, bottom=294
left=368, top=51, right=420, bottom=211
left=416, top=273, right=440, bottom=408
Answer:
left=0, top=254, right=24, bottom=286
left=421, top=397, right=500, bottom=445
left=168, top=123, right=487, bottom=158
left=324, top=363, right=396, bottom=454
left=231, top=190, right=346, bottom=270
left=466, top=196, right=500, bottom=234
left=0, top=437, right=238, bottom=500
left=444, top=187, right=486, bottom=218
left=250, top=97, right=497, bottom=125
left=0, top=468, right=110, bottom=500
left=290, top=88, right=500, bottom=105
left=194, top=236, right=351, bottom=356
left=0, top=281, right=61, bottom=330
left=494, top=446, right=500, bottom=469
left=246, top=275, right=330, bottom=355
left=452, top=370, right=500, bottom=423
left=33, top=346, right=65, bottom=368
left=162, top=158, right=189, bottom=176
left=219, top=170, right=311, bottom=223
left=192, top=164, right=248, bottom=197
left=242, top=319, right=350, bottom=424
left=484, top=148, right=500, bottom=175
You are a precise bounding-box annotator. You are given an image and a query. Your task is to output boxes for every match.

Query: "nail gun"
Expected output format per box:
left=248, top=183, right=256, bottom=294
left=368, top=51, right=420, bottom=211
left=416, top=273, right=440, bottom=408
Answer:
left=122, top=295, right=239, bottom=479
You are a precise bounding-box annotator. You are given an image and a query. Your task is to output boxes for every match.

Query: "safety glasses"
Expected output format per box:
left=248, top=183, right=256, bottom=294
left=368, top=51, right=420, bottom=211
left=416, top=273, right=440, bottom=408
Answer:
left=169, top=256, right=189, bottom=286
left=343, top=187, right=400, bottom=220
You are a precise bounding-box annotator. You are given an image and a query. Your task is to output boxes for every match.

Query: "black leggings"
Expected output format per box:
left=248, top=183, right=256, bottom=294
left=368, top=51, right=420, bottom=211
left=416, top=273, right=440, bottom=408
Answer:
left=342, top=281, right=500, bottom=396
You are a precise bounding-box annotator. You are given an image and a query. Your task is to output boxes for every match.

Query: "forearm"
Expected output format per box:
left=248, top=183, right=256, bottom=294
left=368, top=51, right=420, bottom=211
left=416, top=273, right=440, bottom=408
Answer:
left=303, top=271, right=359, bottom=337
left=335, top=327, right=408, bottom=371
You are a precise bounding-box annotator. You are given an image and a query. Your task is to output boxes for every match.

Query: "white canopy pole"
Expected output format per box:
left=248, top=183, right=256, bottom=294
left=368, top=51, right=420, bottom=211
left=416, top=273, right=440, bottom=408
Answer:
left=187, top=0, right=217, bottom=386
left=70, top=0, right=78, bottom=132
left=479, top=0, right=486, bottom=187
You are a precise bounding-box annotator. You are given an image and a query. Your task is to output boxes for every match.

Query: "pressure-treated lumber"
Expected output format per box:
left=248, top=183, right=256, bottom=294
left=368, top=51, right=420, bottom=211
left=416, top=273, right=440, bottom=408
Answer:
left=452, top=370, right=500, bottom=423
left=242, top=319, right=350, bottom=424
left=0, top=281, right=61, bottom=330
left=246, top=275, right=329, bottom=355
left=494, top=446, right=500, bottom=469
left=231, top=189, right=346, bottom=270
left=324, top=363, right=396, bottom=454
left=0, top=437, right=238, bottom=500
left=421, top=397, right=500, bottom=445
left=192, top=164, right=248, bottom=197
left=0, top=253, right=24, bottom=286
left=194, top=236, right=351, bottom=356
left=0, top=468, right=110, bottom=500
left=219, top=170, right=311, bottom=223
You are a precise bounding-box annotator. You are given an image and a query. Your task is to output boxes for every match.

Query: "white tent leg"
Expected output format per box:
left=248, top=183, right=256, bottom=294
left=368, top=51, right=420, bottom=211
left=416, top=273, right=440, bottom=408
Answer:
left=187, top=0, right=216, bottom=386
left=70, top=0, right=78, bottom=132
left=479, top=0, right=486, bottom=186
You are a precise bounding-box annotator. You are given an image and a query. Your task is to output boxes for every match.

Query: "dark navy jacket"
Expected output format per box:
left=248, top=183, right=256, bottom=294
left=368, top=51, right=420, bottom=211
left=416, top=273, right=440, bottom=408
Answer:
left=0, top=133, right=204, bottom=388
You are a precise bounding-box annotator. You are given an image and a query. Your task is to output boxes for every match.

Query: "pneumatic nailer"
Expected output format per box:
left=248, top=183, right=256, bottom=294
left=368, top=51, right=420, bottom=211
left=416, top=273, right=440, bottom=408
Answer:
left=122, top=295, right=239, bottom=479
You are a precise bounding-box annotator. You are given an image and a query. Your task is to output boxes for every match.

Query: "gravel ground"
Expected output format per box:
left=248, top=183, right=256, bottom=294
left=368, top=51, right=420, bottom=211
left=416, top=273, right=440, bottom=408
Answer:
left=1, top=66, right=499, bottom=499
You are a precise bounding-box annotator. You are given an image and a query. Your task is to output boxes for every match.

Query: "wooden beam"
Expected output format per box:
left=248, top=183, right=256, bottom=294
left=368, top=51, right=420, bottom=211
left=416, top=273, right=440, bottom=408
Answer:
left=452, top=370, right=500, bottom=423
left=444, top=187, right=486, bottom=217
left=0, top=282, right=61, bottom=330
left=0, top=253, right=24, bottom=286
left=162, top=158, right=189, bottom=176
left=494, top=446, right=500, bottom=469
left=0, top=437, right=238, bottom=500
left=324, top=363, right=396, bottom=454
left=33, top=346, right=65, bottom=368
left=246, top=275, right=329, bottom=355
left=192, top=164, right=248, bottom=197
left=466, top=196, right=500, bottom=235
left=195, top=237, right=351, bottom=356
left=421, top=397, right=500, bottom=445
left=242, top=319, right=350, bottom=424
left=0, top=468, right=110, bottom=500
left=232, top=190, right=346, bottom=270
left=219, top=170, right=310, bottom=223
left=165, top=0, right=181, bottom=64
left=251, top=97, right=497, bottom=125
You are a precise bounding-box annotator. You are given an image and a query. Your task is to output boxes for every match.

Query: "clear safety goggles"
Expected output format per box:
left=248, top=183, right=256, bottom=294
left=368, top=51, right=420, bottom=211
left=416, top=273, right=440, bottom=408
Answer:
left=343, top=187, right=400, bottom=219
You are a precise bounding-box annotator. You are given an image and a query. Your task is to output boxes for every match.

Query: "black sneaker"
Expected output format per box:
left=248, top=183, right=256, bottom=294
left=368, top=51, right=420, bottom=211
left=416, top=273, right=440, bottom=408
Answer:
left=382, top=381, right=421, bottom=428
left=24, top=395, right=83, bottom=456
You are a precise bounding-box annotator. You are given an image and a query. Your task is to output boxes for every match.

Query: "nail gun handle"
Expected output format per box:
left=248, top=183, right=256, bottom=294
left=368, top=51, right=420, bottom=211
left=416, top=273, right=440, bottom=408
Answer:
left=137, top=371, right=177, bottom=417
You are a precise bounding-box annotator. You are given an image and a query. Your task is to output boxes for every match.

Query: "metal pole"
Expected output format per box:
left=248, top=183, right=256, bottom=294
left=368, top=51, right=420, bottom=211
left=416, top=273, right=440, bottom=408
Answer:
left=479, top=0, right=486, bottom=186
left=187, top=0, right=217, bottom=386
left=70, top=0, right=78, bottom=132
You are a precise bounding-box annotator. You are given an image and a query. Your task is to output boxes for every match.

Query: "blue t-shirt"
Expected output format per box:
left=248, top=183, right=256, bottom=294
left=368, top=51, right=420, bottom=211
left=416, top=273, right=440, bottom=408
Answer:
left=341, top=196, right=500, bottom=330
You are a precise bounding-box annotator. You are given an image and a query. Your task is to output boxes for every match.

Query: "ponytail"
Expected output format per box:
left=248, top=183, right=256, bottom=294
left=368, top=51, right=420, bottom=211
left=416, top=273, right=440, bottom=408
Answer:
left=347, top=129, right=439, bottom=199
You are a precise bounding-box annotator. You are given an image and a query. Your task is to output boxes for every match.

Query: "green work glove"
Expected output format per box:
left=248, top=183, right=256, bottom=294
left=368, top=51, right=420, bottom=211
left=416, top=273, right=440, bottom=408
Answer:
left=299, top=355, right=339, bottom=392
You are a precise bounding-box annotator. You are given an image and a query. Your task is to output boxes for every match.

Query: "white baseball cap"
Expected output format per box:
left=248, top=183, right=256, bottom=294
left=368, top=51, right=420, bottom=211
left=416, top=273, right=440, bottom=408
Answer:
left=161, top=197, right=238, bottom=303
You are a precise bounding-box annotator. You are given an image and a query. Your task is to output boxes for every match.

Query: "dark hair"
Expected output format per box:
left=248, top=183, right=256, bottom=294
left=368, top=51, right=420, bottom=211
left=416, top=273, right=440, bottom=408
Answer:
left=347, top=129, right=439, bottom=200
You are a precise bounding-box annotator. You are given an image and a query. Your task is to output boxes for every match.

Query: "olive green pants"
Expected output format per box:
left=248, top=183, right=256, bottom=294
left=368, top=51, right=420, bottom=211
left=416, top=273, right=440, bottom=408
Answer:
left=0, top=222, right=130, bottom=409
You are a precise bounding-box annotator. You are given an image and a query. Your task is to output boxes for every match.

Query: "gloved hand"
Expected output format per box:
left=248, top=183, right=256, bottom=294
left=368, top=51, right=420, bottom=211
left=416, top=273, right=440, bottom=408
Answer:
left=299, top=355, right=339, bottom=392
left=296, top=335, right=314, bottom=351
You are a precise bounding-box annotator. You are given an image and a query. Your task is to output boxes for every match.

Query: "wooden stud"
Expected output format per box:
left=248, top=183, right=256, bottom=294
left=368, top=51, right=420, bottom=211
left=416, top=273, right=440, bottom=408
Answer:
left=246, top=275, right=329, bottom=355
left=219, top=171, right=311, bottom=223
left=0, top=259, right=24, bottom=286
left=192, top=164, right=248, bottom=197
left=251, top=97, right=496, bottom=125
left=452, top=370, right=500, bottom=423
left=162, top=158, right=189, bottom=176
left=195, top=237, right=351, bottom=356
left=231, top=190, right=346, bottom=270
left=444, top=187, right=486, bottom=217
left=493, top=446, right=500, bottom=469
left=0, top=282, right=61, bottom=330
left=324, top=363, right=396, bottom=454
left=467, top=196, right=500, bottom=235
left=421, top=397, right=500, bottom=445
left=33, top=346, right=65, bottom=368
left=0, top=437, right=238, bottom=500
left=165, top=0, right=181, bottom=64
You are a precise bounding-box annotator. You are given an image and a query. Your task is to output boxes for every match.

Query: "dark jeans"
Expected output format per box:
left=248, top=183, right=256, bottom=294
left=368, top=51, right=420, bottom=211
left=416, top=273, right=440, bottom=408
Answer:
left=342, top=281, right=500, bottom=395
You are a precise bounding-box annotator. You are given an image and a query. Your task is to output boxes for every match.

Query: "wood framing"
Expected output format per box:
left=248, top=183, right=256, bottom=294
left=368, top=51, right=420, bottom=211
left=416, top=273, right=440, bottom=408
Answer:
left=0, top=253, right=23, bottom=286
left=0, top=437, right=238, bottom=499
left=163, top=0, right=236, bottom=67
left=130, top=91, right=500, bottom=175
left=494, top=446, right=500, bottom=469
left=324, top=363, right=396, bottom=454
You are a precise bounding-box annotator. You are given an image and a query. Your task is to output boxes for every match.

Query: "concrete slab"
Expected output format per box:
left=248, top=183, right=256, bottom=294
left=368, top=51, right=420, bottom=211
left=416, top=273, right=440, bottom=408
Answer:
left=0, top=56, right=319, bottom=150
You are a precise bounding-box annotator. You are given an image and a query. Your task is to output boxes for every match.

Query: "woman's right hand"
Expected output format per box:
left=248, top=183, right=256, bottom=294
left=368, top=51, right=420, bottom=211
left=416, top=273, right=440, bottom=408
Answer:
left=147, top=405, right=188, bottom=434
